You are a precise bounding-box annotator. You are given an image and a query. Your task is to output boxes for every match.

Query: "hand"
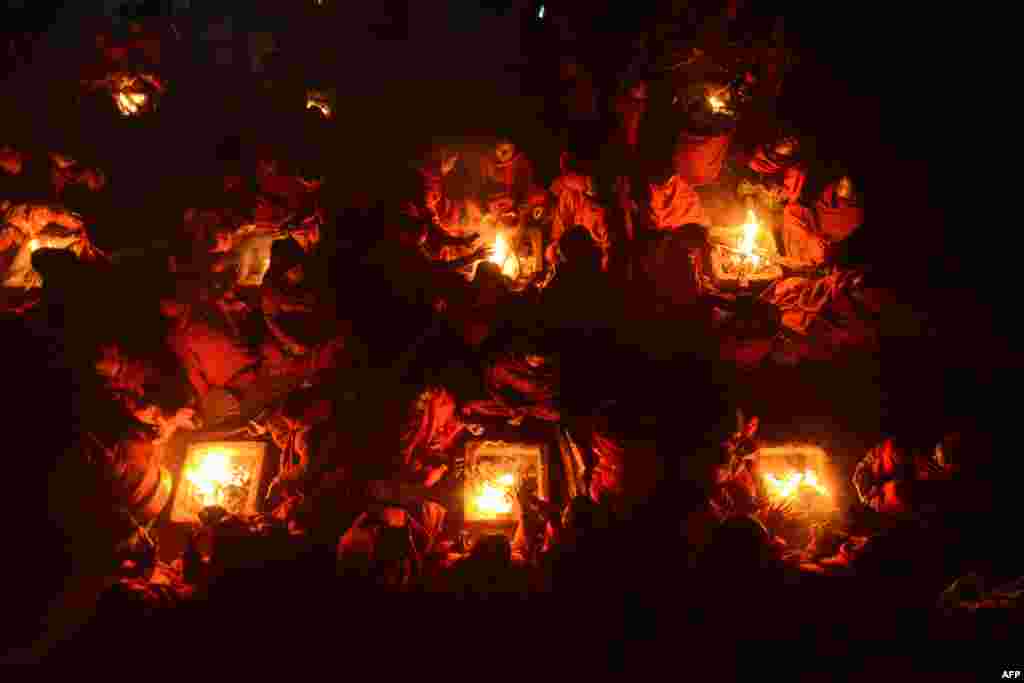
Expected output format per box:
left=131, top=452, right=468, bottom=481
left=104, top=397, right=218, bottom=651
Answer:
left=471, top=245, right=495, bottom=262
left=758, top=498, right=796, bottom=536
left=424, top=464, right=448, bottom=488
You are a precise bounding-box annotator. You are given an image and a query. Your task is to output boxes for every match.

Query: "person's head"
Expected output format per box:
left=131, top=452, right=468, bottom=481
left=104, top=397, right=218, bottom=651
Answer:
left=494, top=139, right=517, bottom=164
left=469, top=533, right=512, bottom=568
left=0, top=145, right=23, bottom=175
left=558, top=225, right=601, bottom=272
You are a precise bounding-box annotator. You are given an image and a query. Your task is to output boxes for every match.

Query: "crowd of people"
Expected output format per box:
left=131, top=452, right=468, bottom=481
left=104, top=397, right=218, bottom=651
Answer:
left=2, top=6, right=1015, bottom=669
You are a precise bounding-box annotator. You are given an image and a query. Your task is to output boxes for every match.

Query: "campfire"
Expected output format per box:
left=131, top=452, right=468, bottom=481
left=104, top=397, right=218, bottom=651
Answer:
left=756, top=444, right=837, bottom=516
left=170, top=442, right=266, bottom=523
left=463, top=440, right=547, bottom=526
left=708, top=208, right=783, bottom=289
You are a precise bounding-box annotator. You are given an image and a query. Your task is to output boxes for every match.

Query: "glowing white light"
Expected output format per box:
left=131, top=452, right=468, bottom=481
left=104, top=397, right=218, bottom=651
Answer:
left=538, top=5, right=545, bottom=19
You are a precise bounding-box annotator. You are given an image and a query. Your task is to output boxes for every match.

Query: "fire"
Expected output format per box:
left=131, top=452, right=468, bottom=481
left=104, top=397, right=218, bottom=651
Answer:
left=183, top=449, right=250, bottom=510
left=708, top=94, right=726, bottom=113
left=306, top=99, right=331, bottom=118
left=763, top=469, right=830, bottom=502
left=470, top=472, right=516, bottom=519
left=28, top=239, right=40, bottom=252
left=116, top=91, right=148, bottom=116
left=490, top=233, right=519, bottom=278
left=730, top=208, right=762, bottom=269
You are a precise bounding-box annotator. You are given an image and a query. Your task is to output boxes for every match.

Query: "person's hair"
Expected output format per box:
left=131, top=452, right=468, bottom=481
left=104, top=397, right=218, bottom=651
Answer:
left=469, top=533, right=512, bottom=567
left=559, top=225, right=601, bottom=270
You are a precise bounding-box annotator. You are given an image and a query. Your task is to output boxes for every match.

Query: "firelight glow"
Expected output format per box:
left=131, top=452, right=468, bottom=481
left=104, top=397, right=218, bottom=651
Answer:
left=763, top=469, right=830, bottom=501
left=737, top=209, right=762, bottom=268
left=184, top=450, right=240, bottom=509
left=116, top=91, right=147, bottom=117
left=490, top=233, right=519, bottom=278
left=471, top=472, right=516, bottom=518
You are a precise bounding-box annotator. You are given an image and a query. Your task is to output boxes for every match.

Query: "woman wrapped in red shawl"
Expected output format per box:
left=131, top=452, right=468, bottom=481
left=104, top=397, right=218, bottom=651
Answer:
left=735, top=135, right=807, bottom=209
left=258, top=242, right=351, bottom=382
left=399, top=386, right=466, bottom=487
left=462, top=344, right=561, bottom=425
left=160, top=282, right=260, bottom=404
left=479, top=138, right=538, bottom=211
left=263, top=390, right=338, bottom=512
left=782, top=175, right=864, bottom=267
left=547, top=151, right=609, bottom=270
left=92, top=343, right=201, bottom=445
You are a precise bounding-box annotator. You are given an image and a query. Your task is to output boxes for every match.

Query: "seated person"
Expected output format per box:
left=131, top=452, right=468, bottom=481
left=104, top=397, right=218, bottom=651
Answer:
left=160, top=279, right=260, bottom=407
left=478, top=137, right=538, bottom=211
left=400, top=385, right=466, bottom=486
left=782, top=175, right=864, bottom=267
left=852, top=437, right=915, bottom=514
left=258, top=240, right=351, bottom=381
left=463, top=337, right=561, bottom=424
left=547, top=150, right=609, bottom=270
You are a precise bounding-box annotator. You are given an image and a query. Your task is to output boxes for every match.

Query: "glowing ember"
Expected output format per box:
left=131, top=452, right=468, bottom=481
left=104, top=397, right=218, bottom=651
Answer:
left=490, top=233, right=519, bottom=278
left=470, top=472, right=516, bottom=519
left=763, top=469, right=830, bottom=502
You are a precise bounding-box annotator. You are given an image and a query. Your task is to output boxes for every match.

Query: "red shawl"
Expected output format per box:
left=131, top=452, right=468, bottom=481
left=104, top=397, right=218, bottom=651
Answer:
left=400, top=387, right=464, bottom=469
left=747, top=145, right=806, bottom=202
left=480, top=153, right=535, bottom=203
left=815, top=182, right=865, bottom=243
left=647, top=175, right=710, bottom=230
left=549, top=173, right=608, bottom=249
left=674, top=130, right=734, bottom=187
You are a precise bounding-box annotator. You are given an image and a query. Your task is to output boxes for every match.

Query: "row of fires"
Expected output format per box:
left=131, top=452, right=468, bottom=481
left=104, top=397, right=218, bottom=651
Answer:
left=166, top=440, right=832, bottom=527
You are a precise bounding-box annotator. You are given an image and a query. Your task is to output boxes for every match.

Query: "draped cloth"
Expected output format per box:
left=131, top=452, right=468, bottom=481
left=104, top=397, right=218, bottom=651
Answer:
left=647, top=175, right=711, bottom=231
left=760, top=269, right=861, bottom=336
left=674, top=130, right=734, bottom=187
left=400, top=387, right=465, bottom=472
left=479, top=152, right=536, bottom=205
left=782, top=182, right=864, bottom=266
left=463, top=354, right=561, bottom=423
left=549, top=172, right=609, bottom=269
left=747, top=145, right=806, bottom=202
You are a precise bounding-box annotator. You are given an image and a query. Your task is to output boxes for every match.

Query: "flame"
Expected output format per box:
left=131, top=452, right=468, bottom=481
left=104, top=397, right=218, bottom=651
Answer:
left=708, top=94, right=726, bottom=113
left=490, top=233, right=519, bottom=278
left=763, top=469, right=830, bottom=502
left=183, top=449, right=250, bottom=509
left=306, top=99, right=331, bottom=117
left=29, top=239, right=40, bottom=252
left=116, top=91, right=147, bottom=116
left=470, top=472, right=516, bottom=518
left=735, top=209, right=762, bottom=269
